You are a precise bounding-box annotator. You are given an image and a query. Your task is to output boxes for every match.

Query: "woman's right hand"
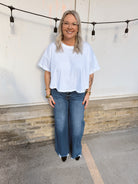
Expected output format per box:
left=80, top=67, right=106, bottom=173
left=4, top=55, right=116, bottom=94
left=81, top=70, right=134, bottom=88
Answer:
left=48, top=95, right=56, bottom=108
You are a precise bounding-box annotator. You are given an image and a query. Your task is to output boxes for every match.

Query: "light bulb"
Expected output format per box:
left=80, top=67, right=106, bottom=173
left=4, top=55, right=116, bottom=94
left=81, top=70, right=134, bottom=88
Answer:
left=91, top=29, right=95, bottom=40
left=10, top=15, right=14, bottom=27
left=124, top=27, right=129, bottom=38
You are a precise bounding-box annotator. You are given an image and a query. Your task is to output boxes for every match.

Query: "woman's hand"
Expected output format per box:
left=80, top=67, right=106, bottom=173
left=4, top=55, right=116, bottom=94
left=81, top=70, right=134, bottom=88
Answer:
left=48, top=95, right=56, bottom=108
left=82, top=92, right=90, bottom=109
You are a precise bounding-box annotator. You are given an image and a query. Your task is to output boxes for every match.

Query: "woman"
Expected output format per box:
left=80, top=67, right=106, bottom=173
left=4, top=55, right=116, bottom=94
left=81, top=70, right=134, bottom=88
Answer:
left=39, top=10, right=100, bottom=162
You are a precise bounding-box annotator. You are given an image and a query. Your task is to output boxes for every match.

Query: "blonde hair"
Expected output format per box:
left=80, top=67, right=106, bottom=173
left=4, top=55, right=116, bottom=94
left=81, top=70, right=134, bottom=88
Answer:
left=55, top=10, right=83, bottom=54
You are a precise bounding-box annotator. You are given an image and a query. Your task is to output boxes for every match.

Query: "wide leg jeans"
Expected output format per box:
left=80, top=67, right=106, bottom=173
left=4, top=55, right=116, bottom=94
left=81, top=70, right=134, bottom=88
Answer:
left=51, top=89, right=85, bottom=159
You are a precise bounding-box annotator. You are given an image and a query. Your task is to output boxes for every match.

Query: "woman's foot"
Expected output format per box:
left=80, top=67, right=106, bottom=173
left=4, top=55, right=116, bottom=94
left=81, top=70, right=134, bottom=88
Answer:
left=75, top=156, right=80, bottom=161
left=61, top=156, right=67, bottom=162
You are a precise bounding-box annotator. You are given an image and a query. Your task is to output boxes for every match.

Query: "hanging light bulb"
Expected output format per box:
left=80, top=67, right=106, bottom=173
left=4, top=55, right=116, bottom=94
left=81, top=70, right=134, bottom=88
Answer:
left=9, top=6, right=15, bottom=27
left=91, top=22, right=96, bottom=40
left=124, top=20, right=129, bottom=38
left=54, top=18, right=59, bottom=33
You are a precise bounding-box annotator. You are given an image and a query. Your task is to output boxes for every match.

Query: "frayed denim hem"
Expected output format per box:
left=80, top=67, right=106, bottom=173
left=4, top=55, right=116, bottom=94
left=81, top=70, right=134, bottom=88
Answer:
left=58, top=153, right=69, bottom=158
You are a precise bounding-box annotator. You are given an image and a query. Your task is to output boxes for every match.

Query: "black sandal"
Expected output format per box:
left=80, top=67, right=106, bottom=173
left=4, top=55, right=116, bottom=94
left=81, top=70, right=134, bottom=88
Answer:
left=75, top=156, right=80, bottom=161
left=61, top=156, right=67, bottom=162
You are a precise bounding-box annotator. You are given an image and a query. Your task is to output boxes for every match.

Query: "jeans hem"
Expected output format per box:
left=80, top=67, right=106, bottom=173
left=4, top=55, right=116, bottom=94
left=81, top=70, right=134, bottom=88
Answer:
left=58, top=153, right=69, bottom=158
left=71, top=154, right=82, bottom=159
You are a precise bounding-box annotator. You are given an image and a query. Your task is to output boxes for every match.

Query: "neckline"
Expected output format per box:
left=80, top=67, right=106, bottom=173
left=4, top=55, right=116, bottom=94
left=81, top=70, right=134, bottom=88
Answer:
left=62, top=42, right=74, bottom=49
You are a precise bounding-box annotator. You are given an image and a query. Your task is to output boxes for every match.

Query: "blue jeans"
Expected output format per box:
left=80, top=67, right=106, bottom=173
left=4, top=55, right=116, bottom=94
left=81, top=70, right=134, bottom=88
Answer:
left=51, top=89, right=85, bottom=159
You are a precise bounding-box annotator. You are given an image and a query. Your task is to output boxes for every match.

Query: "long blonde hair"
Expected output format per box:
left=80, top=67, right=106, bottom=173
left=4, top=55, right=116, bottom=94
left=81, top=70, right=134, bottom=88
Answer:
left=55, top=10, right=83, bottom=54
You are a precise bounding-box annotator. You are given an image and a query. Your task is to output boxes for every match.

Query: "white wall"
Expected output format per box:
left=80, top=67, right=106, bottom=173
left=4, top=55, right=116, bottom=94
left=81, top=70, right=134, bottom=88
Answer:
left=0, top=0, right=138, bottom=106
left=87, top=0, right=138, bottom=98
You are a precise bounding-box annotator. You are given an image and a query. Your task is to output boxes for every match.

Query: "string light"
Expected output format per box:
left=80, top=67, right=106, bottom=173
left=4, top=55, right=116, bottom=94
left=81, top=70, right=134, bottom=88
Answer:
left=0, top=2, right=138, bottom=35
left=91, top=22, right=96, bottom=40
left=124, top=20, right=129, bottom=37
left=54, top=17, right=59, bottom=33
left=8, top=6, right=15, bottom=26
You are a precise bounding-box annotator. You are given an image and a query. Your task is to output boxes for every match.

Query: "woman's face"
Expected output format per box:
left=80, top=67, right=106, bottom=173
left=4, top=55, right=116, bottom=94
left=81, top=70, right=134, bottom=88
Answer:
left=62, top=14, right=78, bottom=42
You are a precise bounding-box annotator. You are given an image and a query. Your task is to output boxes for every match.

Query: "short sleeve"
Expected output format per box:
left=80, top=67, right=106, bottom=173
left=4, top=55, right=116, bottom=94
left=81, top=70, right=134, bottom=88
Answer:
left=88, top=44, right=100, bottom=74
left=38, top=43, right=53, bottom=71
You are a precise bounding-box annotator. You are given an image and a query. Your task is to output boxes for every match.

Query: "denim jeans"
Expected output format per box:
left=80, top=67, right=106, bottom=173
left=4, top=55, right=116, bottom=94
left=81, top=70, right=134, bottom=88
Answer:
left=51, top=89, right=85, bottom=159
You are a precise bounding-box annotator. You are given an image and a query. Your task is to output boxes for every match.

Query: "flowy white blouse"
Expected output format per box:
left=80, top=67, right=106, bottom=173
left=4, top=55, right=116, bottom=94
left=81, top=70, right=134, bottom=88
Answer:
left=38, top=42, right=100, bottom=93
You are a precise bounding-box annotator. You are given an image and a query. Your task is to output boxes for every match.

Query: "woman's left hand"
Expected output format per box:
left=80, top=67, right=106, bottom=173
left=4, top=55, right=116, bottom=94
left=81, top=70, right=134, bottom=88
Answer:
left=82, top=93, right=90, bottom=109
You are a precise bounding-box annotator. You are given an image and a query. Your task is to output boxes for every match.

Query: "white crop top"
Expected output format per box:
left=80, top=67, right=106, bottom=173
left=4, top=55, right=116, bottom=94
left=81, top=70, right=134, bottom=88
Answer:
left=38, top=42, right=100, bottom=93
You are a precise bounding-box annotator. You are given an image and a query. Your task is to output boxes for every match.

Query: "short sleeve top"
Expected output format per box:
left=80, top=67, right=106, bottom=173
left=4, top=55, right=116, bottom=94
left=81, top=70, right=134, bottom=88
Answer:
left=38, top=42, right=100, bottom=93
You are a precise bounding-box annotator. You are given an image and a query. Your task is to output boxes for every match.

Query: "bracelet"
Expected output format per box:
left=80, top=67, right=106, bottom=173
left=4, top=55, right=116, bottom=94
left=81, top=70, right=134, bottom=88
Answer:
left=85, top=89, right=91, bottom=95
left=45, top=88, right=50, bottom=91
left=46, top=94, right=51, bottom=98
